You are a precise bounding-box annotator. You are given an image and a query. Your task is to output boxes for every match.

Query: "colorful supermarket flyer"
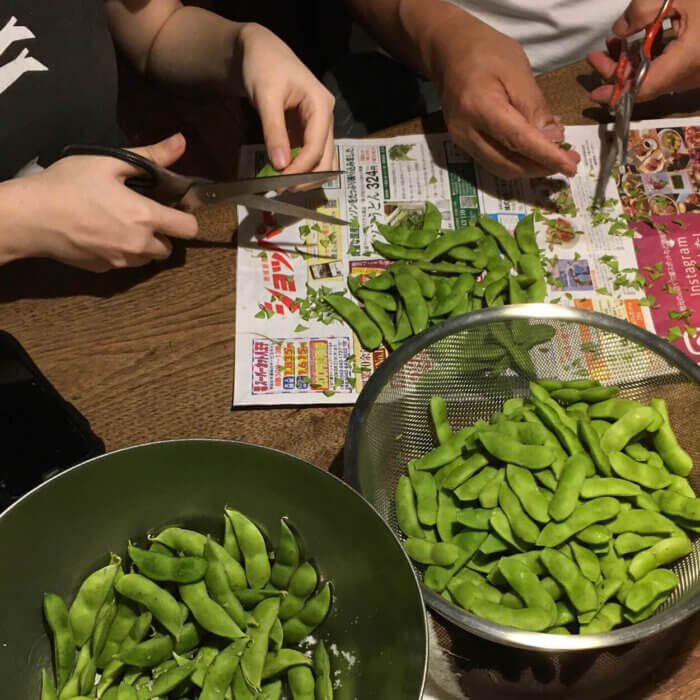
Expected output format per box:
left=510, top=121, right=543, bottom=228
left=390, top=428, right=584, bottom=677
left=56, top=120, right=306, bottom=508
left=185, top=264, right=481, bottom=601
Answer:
left=234, top=119, right=700, bottom=406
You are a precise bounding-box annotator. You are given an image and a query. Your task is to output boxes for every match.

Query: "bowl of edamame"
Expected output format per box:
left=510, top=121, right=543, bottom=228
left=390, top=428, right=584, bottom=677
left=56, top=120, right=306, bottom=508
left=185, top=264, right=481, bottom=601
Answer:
left=0, top=439, right=428, bottom=699
left=346, top=305, right=700, bottom=662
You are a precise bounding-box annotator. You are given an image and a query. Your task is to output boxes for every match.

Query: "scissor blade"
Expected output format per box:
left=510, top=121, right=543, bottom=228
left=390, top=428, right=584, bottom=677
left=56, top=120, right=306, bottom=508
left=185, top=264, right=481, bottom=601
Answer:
left=193, top=171, right=342, bottom=200
left=235, top=192, right=349, bottom=226
left=595, top=137, right=617, bottom=204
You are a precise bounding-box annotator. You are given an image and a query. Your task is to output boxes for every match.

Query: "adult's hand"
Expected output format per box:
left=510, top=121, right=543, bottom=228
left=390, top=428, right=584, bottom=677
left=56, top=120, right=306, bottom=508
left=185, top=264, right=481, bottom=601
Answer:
left=0, top=134, right=198, bottom=271
left=588, top=0, right=696, bottom=103
left=433, top=16, right=580, bottom=179
left=238, top=23, right=337, bottom=175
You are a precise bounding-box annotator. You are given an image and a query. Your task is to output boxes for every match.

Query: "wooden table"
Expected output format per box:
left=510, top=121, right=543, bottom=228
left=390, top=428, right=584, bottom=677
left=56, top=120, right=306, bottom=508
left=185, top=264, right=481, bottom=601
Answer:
left=2, top=58, right=700, bottom=698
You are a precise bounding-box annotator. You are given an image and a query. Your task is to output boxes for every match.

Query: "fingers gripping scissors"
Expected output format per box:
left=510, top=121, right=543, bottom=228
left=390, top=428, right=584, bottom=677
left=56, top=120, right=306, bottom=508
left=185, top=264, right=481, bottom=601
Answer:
left=594, top=0, right=673, bottom=203
left=60, top=144, right=348, bottom=226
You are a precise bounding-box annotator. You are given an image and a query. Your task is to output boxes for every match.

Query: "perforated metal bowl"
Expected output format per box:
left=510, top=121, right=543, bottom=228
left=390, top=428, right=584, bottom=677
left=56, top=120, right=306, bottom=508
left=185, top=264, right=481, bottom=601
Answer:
left=345, top=305, right=700, bottom=654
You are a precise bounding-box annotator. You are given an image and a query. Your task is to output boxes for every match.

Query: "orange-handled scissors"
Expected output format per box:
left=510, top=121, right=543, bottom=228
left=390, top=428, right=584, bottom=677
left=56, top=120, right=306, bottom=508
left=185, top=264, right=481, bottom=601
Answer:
left=595, top=0, right=673, bottom=203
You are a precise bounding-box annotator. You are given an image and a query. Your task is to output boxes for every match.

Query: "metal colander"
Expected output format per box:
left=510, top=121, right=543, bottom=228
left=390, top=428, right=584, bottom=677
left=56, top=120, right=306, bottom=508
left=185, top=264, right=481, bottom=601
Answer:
left=345, top=305, right=700, bottom=658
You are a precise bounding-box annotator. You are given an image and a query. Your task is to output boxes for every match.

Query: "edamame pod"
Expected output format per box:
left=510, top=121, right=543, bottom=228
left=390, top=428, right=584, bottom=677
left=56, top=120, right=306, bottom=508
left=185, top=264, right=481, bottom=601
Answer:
left=408, top=462, right=438, bottom=526
left=498, top=481, right=541, bottom=544
left=310, top=642, right=333, bottom=700
left=579, top=603, right=623, bottom=634
left=649, top=398, right=693, bottom=476
left=116, top=573, right=182, bottom=639
left=288, top=665, right=315, bottom=700
left=497, top=558, right=557, bottom=625
left=506, top=464, right=550, bottom=523
left=395, top=475, right=426, bottom=539
left=625, top=569, right=679, bottom=612
left=69, top=556, right=121, bottom=646
left=608, top=451, right=671, bottom=490
left=128, top=544, right=207, bottom=584
left=422, top=226, right=482, bottom=261
left=538, top=497, right=621, bottom=547
left=430, top=396, right=452, bottom=445
left=372, top=240, right=425, bottom=260
left=548, top=454, right=588, bottom=522
left=478, top=432, right=556, bottom=469
left=279, top=562, right=318, bottom=621
left=226, top=510, right=271, bottom=589
left=609, top=509, right=678, bottom=535
left=282, top=582, right=333, bottom=645
left=600, top=407, right=663, bottom=453
left=479, top=215, right=520, bottom=265
left=657, top=490, right=700, bottom=521
left=627, top=536, right=692, bottom=580
left=404, top=538, right=461, bottom=566
left=261, top=649, right=312, bottom=681
left=270, top=518, right=300, bottom=589
left=201, top=639, right=249, bottom=700
left=580, top=477, right=641, bottom=499
left=241, top=598, right=281, bottom=691
left=323, top=293, right=382, bottom=350
left=394, top=269, right=428, bottom=334
left=514, top=214, right=538, bottom=254
left=376, top=222, right=436, bottom=249
left=362, top=269, right=394, bottom=290
left=152, top=527, right=207, bottom=556
left=540, top=549, right=598, bottom=613
left=43, top=593, right=75, bottom=692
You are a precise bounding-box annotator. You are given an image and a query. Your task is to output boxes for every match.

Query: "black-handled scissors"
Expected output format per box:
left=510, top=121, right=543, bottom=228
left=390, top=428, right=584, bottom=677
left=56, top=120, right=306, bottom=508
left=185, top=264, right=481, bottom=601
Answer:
left=61, top=144, right=348, bottom=226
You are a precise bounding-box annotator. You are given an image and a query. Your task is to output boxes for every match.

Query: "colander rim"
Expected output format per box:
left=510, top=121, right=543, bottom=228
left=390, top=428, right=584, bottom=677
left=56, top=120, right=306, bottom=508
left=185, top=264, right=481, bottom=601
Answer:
left=345, top=304, right=700, bottom=651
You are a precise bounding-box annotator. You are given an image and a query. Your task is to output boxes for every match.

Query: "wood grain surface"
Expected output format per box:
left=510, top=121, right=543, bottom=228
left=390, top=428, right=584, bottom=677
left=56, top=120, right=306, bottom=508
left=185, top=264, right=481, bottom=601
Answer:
left=2, top=55, right=699, bottom=698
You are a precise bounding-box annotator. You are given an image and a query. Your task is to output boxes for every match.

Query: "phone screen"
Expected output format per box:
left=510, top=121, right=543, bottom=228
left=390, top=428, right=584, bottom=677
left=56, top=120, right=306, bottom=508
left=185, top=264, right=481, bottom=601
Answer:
left=0, top=332, right=104, bottom=510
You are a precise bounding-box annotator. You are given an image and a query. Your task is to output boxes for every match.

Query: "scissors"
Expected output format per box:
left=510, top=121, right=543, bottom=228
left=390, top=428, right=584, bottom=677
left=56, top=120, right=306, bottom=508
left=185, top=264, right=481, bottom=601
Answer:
left=594, top=0, right=673, bottom=203
left=60, top=144, right=348, bottom=226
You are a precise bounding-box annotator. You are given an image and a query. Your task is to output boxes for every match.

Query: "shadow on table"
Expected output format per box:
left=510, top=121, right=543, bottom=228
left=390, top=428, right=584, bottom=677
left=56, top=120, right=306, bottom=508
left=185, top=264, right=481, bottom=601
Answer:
left=428, top=611, right=695, bottom=700
left=328, top=446, right=345, bottom=481
left=577, top=71, right=700, bottom=123
left=0, top=239, right=230, bottom=303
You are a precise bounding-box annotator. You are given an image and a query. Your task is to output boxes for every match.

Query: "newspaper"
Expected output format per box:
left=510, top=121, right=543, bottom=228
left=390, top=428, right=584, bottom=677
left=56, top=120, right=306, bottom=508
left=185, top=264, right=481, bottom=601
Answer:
left=234, top=118, right=700, bottom=406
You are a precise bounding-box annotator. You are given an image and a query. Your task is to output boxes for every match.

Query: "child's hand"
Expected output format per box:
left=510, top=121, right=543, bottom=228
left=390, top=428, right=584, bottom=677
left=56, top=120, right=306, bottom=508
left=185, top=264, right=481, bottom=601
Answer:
left=238, top=24, right=337, bottom=176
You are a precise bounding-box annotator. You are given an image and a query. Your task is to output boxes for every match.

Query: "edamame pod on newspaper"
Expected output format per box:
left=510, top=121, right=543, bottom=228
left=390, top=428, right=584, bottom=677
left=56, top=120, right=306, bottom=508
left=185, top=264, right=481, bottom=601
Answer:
left=323, top=293, right=382, bottom=350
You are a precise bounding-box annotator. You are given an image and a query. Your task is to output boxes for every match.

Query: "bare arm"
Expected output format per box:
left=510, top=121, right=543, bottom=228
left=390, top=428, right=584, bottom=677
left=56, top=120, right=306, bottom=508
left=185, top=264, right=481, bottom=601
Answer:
left=346, top=0, right=579, bottom=179
left=104, top=0, right=246, bottom=96
left=347, top=0, right=476, bottom=77
left=105, top=1, right=336, bottom=173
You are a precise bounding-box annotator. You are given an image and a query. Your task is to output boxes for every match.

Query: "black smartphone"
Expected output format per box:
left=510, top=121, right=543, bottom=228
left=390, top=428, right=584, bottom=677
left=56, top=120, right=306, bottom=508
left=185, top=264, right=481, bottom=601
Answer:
left=0, top=330, right=104, bottom=511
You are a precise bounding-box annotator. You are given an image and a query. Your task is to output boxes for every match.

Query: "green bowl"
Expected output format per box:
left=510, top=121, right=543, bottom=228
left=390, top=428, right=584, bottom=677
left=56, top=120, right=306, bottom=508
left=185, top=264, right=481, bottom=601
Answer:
left=0, top=439, right=427, bottom=698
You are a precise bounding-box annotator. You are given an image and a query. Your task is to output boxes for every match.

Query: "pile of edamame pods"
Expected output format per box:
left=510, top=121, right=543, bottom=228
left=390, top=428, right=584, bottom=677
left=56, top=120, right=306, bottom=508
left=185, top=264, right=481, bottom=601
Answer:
left=323, top=207, right=545, bottom=351
left=41, top=509, right=335, bottom=700
left=396, top=378, right=697, bottom=634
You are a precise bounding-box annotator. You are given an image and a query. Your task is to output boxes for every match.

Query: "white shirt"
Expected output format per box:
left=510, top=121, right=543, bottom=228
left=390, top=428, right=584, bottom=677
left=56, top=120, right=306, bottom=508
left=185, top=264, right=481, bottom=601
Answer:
left=450, top=0, right=628, bottom=74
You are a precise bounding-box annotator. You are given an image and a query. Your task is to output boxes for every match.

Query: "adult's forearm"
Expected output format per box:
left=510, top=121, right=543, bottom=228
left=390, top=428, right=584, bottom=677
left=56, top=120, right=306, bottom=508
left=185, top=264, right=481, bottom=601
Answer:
left=347, top=0, right=480, bottom=78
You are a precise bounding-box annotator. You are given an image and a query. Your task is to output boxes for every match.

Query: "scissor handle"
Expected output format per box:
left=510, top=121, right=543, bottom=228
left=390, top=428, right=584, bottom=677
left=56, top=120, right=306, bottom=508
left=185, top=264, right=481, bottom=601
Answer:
left=60, top=144, right=195, bottom=205
left=643, top=0, right=673, bottom=58
left=610, top=47, right=630, bottom=109
left=635, top=0, right=674, bottom=91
